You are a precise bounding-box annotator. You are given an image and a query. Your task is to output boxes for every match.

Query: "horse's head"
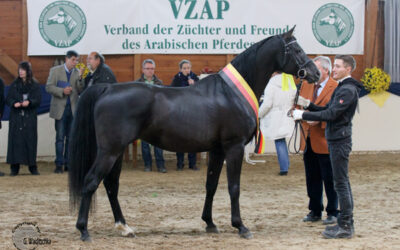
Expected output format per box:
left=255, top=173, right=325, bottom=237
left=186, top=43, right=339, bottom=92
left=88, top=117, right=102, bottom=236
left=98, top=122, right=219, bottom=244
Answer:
left=320, top=9, right=337, bottom=25
left=277, top=27, right=320, bottom=84
left=48, top=8, right=66, bottom=25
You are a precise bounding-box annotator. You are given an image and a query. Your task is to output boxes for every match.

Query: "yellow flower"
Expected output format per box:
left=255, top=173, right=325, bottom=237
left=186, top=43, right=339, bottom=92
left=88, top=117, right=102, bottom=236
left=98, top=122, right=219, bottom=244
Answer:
left=361, top=67, right=391, bottom=94
left=76, top=62, right=90, bottom=79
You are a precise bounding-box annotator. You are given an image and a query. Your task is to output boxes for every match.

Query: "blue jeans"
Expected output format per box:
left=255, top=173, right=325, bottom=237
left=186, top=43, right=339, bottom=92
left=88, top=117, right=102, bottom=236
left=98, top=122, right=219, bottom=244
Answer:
left=176, top=152, right=196, bottom=168
left=55, top=103, right=73, bottom=167
left=275, top=138, right=289, bottom=172
left=141, top=141, right=165, bottom=169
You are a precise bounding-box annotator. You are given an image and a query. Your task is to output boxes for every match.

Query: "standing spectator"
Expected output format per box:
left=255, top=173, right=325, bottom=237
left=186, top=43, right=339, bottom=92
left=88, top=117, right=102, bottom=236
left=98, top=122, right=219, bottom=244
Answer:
left=299, top=56, right=339, bottom=225
left=0, top=78, right=5, bottom=176
left=171, top=59, right=199, bottom=171
left=259, top=72, right=296, bottom=175
left=46, top=50, right=83, bottom=173
left=135, top=59, right=166, bottom=173
left=293, top=55, right=361, bottom=239
left=80, top=51, right=117, bottom=89
left=6, top=62, right=41, bottom=176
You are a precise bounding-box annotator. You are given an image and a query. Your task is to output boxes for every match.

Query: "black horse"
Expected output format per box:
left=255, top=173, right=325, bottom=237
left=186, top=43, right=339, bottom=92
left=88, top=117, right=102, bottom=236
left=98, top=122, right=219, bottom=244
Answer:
left=68, top=27, right=320, bottom=241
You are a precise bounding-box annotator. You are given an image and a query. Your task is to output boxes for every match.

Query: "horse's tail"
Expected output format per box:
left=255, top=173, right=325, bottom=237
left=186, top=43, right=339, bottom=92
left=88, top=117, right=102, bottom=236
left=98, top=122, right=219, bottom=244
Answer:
left=68, top=85, right=108, bottom=212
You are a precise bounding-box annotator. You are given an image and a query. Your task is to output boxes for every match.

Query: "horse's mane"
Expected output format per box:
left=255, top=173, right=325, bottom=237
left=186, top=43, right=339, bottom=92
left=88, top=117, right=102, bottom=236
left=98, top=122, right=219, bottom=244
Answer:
left=230, top=35, right=277, bottom=88
left=195, top=31, right=293, bottom=90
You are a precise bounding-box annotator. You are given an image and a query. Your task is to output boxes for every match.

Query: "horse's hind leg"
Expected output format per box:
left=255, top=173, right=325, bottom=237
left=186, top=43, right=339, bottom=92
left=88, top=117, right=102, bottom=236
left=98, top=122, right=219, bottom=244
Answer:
left=76, top=150, right=120, bottom=242
left=202, top=148, right=225, bottom=233
left=225, top=144, right=253, bottom=239
left=103, top=156, right=135, bottom=237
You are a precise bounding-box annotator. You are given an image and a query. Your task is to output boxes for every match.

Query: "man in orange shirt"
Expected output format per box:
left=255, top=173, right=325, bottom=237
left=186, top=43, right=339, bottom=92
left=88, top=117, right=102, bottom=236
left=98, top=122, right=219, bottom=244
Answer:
left=299, top=56, right=339, bottom=224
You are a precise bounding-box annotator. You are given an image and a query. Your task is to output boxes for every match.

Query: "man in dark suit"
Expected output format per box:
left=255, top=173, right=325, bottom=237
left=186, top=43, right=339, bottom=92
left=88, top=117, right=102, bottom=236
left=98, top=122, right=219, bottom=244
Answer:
left=293, top=55, right=362, bottom=239
left=298, top=56, right=339, bottom=225
left=80, top=51, right=117, bottom=89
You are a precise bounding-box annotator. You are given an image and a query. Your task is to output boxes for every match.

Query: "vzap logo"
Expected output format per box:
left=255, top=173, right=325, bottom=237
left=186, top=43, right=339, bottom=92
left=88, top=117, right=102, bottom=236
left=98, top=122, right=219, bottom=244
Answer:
left=312, top=3, right=354, bottom=48
left=38, top=1, right=86, bottom=48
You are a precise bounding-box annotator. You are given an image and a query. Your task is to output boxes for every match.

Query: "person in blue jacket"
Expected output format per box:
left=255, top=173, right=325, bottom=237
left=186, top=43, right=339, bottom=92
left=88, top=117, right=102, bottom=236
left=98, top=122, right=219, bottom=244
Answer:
left=170, top=59, right=199, bottom=171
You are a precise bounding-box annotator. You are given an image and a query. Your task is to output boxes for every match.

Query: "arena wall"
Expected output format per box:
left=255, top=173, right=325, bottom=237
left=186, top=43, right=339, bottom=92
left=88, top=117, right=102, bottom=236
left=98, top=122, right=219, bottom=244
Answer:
left=1, top=0, right=393, bottom=161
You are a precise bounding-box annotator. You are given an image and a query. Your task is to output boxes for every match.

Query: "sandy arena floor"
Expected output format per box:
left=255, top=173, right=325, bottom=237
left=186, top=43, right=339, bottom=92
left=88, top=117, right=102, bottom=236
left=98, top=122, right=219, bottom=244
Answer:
left=0, top=152, right=399, bottom=249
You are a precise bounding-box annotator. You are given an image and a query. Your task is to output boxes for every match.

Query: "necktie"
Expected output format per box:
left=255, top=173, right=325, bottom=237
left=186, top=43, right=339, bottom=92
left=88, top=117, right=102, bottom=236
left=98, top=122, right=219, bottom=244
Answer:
left=312, top=84, right=321, bottom=102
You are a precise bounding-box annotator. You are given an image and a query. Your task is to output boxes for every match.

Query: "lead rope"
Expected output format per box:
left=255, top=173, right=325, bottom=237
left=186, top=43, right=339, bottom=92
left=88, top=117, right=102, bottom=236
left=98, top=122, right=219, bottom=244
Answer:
left=287, top=80, right=307, bottom=154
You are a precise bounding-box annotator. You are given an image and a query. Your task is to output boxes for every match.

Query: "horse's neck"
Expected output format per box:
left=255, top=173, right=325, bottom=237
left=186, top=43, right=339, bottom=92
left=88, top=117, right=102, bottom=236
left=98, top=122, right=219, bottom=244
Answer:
left=232, top=38, right=281, bottom=99
left=230, top=46, right=277, bottom=100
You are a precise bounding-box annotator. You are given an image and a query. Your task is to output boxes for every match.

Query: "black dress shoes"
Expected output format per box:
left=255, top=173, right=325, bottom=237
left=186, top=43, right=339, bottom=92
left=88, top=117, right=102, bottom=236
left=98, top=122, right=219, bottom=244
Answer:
left=158, top=167, right=167, bottom=173
left=303, top=212, right=321, bottom=222
left=29, top=166, right=40, bottom=175
left=323, top=215, right=337, bottom=225
left=54, top=165, right=63, bottom=174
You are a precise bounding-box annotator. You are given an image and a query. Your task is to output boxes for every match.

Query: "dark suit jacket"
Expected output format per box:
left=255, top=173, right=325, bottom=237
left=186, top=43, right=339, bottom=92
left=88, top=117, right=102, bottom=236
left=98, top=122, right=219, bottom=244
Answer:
left=82, top=63, right=117, bottom=89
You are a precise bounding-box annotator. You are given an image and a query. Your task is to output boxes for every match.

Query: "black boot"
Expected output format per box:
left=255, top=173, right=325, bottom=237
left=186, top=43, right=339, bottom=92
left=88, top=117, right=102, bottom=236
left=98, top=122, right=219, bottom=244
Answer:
left=54, top=165, right=63, bottom=174
left=322, top=216, right=354, bottom=239
left=0, top=171, right=5, bottom=177
left=10, top=164, right=20, bottom=176
left=29, top=165, right=40, bottom=175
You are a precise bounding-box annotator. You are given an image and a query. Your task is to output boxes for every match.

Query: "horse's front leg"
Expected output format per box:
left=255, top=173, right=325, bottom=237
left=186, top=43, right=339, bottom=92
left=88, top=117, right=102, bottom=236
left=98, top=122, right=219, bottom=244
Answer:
left=225, top=144, right=253, bottom=239
left=202, top=148, right=225, bottom=233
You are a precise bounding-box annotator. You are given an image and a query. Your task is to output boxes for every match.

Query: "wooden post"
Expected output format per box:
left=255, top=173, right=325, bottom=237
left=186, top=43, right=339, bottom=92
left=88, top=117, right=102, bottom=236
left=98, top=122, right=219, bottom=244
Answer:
left=226, top=54, right=235, bottom=64
left=21, top=0, right=28, bottom=61
left=131, top=54, right=142, bottom=168
left=365, top=0, right=379, bottom=68
left=0, top=49, right=19, bottom=78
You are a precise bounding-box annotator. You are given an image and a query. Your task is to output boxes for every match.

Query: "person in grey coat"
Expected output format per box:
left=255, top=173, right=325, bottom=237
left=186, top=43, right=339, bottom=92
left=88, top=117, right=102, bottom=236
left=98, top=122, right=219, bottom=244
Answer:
left=46, top=50, right=83, bottom=173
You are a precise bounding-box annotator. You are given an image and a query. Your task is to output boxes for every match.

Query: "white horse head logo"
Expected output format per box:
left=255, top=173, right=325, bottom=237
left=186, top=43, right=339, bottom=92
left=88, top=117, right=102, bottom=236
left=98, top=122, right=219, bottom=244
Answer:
left=47, top=7, right=77, bottom=37
left=319, top=9, right=346, bottom=37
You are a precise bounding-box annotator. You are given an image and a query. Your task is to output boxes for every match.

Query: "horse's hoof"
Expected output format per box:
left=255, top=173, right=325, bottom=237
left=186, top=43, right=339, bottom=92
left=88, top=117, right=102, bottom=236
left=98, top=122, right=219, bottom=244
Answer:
left=125, top=232, right=136, bottom=238
left=239, top=230, right=253, bottom=239
left=206, top=226, right=219, bottom=234
left=80, top=234, right=92, bottom=242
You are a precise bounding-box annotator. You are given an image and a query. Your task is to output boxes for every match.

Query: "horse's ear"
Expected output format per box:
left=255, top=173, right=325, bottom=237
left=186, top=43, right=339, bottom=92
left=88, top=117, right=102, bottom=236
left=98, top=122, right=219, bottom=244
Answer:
left=283, top=25, right=296, bottom=39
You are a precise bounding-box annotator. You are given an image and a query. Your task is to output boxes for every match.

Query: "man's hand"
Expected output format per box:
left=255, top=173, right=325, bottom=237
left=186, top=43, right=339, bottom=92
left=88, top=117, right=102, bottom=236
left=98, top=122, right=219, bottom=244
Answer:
left=292, top=109, right=304, bottom=120
left=14, top=102, right=21, bottom=108
left=297, top=96, right=310, bottom=108
left=63, top=86, right=72, bottom=95
left=21, top=100, right=30, bottom=107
